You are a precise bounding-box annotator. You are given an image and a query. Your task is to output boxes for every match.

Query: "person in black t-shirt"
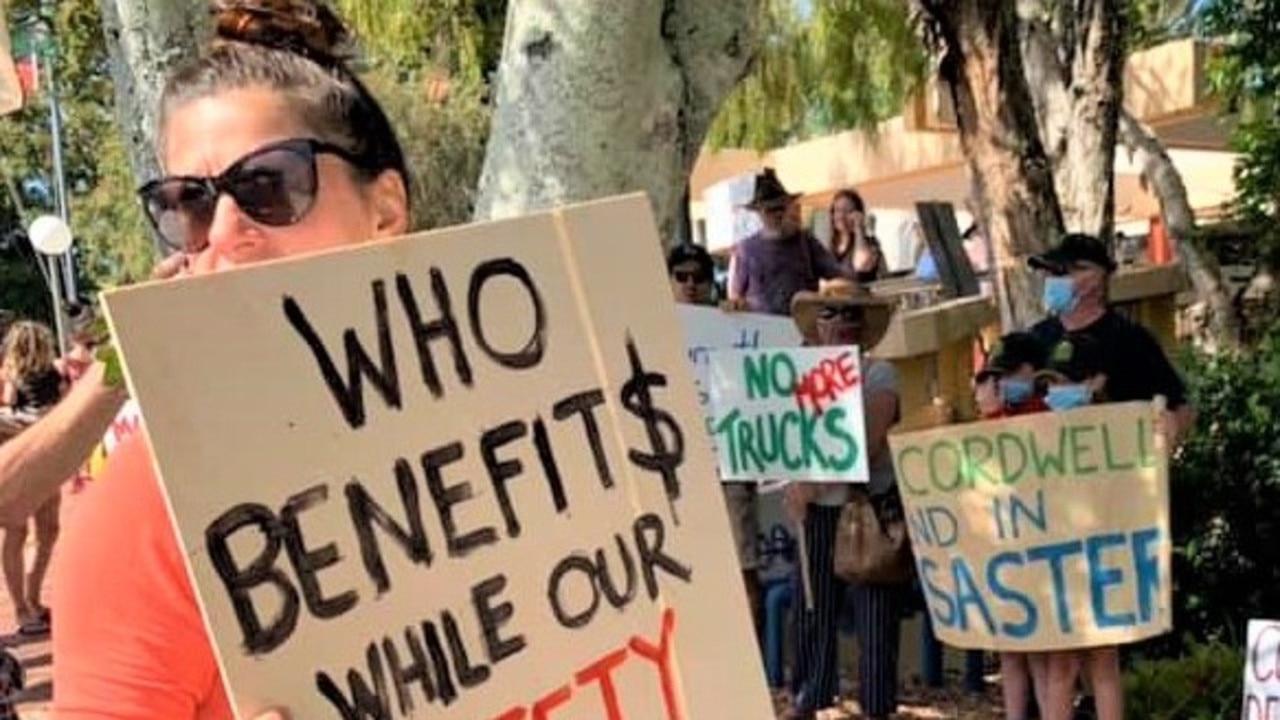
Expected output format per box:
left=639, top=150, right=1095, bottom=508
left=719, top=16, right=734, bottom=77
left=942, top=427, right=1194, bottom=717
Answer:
left=1027, top=233, right=1194, bottom=446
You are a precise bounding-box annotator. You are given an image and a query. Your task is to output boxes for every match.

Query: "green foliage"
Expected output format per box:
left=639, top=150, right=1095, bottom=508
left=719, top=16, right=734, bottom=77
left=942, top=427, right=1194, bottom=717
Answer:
left=1160, top=319, right=1280, bottom=653
left=0, top=0, right=154, bottom=295
left=1124, top=641, right=1243, bottom=720
left=0, top=241, right=53, bottom=325
left=1126, top=0, right=1199, bottom=49
left=1202, top=0, right=1280, bottom=266
left=339, top=0, right=505, bottom=82
left=707, top=0, right=926, bottom=150
left=365, top=70, right=490, bottom=230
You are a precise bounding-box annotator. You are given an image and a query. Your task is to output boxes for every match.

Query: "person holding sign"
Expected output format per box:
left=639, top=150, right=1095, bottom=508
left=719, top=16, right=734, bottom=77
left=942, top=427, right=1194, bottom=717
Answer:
left=781, top=286, right=906, bottom=720
left=50, top=1, right=409, bottom=718
left=667, top=243, right=765, bottom=639
left=1027, top=233, right=1193, bottom=445
left=1033, top=334, right=1123, bottom=720
left=976, top=332, right=1050, bottom=421
left=974, top=333, right=1050, bottom=720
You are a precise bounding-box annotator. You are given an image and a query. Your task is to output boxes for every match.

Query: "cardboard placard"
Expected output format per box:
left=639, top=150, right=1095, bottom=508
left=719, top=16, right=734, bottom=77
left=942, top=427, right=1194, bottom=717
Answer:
left=708, top=346, right=869, bottom=482
left=102, top=194, right=772, bottom=719
left=1244, top=619, right=1280, bottom=719
left=889, top=402, right=1172, bottom=652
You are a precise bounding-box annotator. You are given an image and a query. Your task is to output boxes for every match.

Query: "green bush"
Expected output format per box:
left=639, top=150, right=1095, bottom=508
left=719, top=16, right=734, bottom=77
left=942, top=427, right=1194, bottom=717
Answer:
left=1125, top=641, right=1243, bottom=720
left=1158, top=320, right=1280, bottom=654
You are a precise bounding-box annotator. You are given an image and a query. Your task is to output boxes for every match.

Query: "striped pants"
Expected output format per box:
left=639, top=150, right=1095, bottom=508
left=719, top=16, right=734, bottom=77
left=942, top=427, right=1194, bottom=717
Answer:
left=790, top=504, right=904, bottom=717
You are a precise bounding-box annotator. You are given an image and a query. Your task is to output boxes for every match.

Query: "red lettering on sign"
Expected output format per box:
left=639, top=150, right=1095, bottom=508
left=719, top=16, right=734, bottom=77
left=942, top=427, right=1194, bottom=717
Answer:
left=532, top=684, right=572, bottom=720
left=488, top=609, right=681, bottom=720
left=627, top=607, right=682, bottom=720
left=574, top=648, right=629, bottom=720
left=794, top=351, right=859, bottom=417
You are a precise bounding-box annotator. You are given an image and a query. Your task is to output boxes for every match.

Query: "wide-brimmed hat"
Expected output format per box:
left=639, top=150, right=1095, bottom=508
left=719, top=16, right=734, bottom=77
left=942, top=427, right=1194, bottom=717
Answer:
left=743, top=168, right=801, bottom=210
left=790, top=280, right=896, bottom=350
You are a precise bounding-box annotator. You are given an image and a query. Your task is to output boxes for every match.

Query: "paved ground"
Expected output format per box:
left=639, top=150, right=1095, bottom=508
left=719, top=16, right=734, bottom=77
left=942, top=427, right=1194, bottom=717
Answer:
left=0, top=480, right=87, bottom=720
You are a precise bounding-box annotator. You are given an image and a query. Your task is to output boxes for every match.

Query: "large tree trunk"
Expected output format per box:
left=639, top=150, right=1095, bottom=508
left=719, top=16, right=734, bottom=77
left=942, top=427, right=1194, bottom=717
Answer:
left=97, top=0, right=205, bottom=204
left=1018, top=0, right=1125, bottom=238
left=921, top=1, right=1064, bottom=330
left=473, top=0, right=762, bottom=243
left=1118, top=110, right=1240, bottom=351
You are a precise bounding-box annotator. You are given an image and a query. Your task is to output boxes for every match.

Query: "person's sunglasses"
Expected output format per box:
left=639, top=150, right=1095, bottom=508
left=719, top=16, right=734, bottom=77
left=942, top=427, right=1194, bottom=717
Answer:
left=137, top=138, right=366, bottom=254
left=818, top=305, right=863, bottom=322
left=672, top=270, right=709, bottom=284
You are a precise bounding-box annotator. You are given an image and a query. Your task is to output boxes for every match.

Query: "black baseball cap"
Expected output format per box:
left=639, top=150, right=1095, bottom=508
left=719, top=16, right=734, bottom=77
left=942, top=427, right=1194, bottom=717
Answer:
left=1038, top=333, right=1106, bottom=383
left=1028, top=233, right=1117, bottom=275
left=666, top=243, right=714, bottom=277
left=977, top=331, right=1048, bottom=382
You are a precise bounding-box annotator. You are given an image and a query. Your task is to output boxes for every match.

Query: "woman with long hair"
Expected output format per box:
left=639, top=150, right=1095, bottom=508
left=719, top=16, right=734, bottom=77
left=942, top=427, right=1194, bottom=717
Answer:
left=0, top=320, right=66, bottom=635
left=828, top=189, right=887, bottom=284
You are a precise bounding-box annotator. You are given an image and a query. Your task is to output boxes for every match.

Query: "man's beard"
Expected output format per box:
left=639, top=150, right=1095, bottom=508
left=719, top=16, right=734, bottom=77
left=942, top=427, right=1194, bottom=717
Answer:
left=760, top=224, right=796, bottom=241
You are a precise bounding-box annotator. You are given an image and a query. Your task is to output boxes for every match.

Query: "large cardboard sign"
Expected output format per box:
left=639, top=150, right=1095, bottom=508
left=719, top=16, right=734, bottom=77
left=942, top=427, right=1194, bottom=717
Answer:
left=708, top=346, right=869, bottom=482
left=102, top=195, right=772, bottom=720
left=889, top=401, right=1171, bottom=652
left=1244, top=620, right=1280, bottom=719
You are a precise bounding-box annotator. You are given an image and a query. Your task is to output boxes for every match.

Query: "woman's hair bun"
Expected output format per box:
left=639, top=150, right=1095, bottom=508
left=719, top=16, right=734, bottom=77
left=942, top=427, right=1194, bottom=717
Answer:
left=212, top=0, right=350, bottom=66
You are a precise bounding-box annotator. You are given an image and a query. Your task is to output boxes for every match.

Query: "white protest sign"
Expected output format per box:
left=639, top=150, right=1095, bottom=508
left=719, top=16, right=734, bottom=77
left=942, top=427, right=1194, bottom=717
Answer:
left=1244, top=620, right=1280, bottom=719
left=102, top=194, right=772, bottom=720
left=676, top=305, right=800, bottom=448
left=708, top=346, right=869, bottom=482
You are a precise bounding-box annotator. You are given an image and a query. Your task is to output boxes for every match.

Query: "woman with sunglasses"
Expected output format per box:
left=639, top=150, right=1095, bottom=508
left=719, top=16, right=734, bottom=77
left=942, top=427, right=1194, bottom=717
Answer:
left=782, top=284, right=907, bottom=720
left=50, top=1, right=409, bottom=718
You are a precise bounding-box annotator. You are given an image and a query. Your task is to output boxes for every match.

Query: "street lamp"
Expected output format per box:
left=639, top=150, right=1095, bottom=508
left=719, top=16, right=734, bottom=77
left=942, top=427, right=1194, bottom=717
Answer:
left=27, top=214, right=72, bottom=354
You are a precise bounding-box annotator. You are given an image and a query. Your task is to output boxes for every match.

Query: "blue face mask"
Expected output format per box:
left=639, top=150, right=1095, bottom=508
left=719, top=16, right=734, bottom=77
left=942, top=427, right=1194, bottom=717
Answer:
left=1001, top=377, right=1034, bottom=406
left=1042, top=276, right=1079, bottom=316
left=1044, top=384, right=1091, bottom=412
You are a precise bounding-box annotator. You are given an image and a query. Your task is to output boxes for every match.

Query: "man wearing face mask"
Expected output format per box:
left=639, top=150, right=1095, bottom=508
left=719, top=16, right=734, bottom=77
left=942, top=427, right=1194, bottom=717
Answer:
left=726, top=169, right=852, bottom=315
left=1027, top=233, right=1193, bottom=445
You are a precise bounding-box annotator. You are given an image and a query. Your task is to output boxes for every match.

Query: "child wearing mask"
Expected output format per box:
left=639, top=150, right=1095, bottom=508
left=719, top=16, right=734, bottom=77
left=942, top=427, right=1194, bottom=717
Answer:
left=974, top=331, right=1049, bottom=720
left=976, top=331, right=1049, bottom=420
left=1034, top=333, right=1121, bottom=720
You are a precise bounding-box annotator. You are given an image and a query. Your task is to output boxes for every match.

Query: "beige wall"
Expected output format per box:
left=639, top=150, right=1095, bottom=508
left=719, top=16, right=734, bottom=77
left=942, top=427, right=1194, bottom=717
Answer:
left=690, top=39, right=1235, bottom=230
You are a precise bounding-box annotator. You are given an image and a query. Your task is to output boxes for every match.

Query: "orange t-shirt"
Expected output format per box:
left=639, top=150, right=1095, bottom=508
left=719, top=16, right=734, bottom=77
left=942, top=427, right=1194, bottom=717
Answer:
left=52, top=433, right=232, bottom=719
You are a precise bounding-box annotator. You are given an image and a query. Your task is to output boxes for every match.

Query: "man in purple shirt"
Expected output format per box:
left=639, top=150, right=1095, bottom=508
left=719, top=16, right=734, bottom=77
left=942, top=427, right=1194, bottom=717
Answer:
left=727, top=169, right=852, bottom=315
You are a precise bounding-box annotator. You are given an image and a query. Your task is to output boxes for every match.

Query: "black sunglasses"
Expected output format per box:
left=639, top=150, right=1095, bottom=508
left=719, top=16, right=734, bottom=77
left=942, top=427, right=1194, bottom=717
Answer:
left=672, top=270, right=709, bottom=284
left=137, top=138, right=366, bottom=254
left=818, top=305, right=864, bottom=322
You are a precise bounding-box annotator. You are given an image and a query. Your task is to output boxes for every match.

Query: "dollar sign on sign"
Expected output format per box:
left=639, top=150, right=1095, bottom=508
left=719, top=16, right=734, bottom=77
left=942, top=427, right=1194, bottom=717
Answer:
left=620, top=335, right=685, bottom=511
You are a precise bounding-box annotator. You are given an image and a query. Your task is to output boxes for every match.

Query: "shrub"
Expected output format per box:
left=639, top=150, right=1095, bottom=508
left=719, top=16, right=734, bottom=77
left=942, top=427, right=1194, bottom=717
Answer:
left=1154, top=319, right=1280, bottom=655
left=1124, top=641, right=1243, bottom=720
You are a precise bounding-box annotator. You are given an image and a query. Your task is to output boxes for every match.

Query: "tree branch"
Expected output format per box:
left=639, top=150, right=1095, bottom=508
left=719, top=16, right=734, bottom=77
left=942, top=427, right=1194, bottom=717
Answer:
left=1118, top=108, right=1240, bottom=350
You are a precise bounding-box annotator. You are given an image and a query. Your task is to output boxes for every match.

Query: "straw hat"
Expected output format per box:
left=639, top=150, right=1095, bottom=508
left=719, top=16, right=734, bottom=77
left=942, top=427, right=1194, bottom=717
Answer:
left=790, top=279, right=895, bottom=350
